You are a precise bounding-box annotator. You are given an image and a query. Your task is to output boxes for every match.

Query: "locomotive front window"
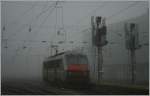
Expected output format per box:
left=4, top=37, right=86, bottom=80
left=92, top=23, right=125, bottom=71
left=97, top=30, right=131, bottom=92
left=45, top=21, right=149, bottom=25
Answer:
left=66, top=55, right=88, bottom=64
left=45, top=59, right=63, bottom=68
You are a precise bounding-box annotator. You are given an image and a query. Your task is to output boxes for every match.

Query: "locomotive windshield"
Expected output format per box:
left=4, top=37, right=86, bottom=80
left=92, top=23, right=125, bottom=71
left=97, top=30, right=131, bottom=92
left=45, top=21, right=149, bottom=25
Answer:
left=66, top=54, right=88, bottom=65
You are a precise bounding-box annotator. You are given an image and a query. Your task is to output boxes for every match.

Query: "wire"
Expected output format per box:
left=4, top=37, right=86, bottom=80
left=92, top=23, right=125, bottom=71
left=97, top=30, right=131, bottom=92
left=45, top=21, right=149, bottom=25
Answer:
left=75, top=2, right=140, bottom=32
left=13, top=2, right=57, bottom=60
left=11, top=45, right=21, bottom=65
left=9, top=3, right=56, bottom=64
left=60, top=5, right=67, bottom=44
left=75, top=2, right=108, bottom=27
left=61, top=6, right=64, bottom=29
left=4, top=1, right=54, bottom=7
left=55, top=1, right=58, bottom=37
left=29, top=2, right=52, bottom=29
left=6, top=2, right=53, bottom=41
left=68, top=2, right=108, bottom=44
left=2, top=2, right=6, bottom=38
left=6, top=3, right=37, bottom=28
left=107, top=1, right=140, bottom=20
left=75, top=2, right=141, bottom=46
left=28, top=4, right=56, bottom=42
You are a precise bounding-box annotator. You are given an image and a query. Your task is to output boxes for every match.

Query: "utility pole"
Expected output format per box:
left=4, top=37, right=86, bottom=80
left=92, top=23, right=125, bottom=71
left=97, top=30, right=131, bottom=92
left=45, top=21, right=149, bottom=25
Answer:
left=4, top=39, right=8, bottom=65
left=91, top=16, right=96, bottom=81
left=130, top=48, right=136, bottom=84
left=50, top=41, right=53, bottom=56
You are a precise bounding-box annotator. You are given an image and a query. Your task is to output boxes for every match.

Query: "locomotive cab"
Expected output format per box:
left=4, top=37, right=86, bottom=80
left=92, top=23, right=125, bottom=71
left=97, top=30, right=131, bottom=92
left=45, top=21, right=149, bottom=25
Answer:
left=43, top=51, right=90, bottom=84
left=66, top=54, right=89, bottom=83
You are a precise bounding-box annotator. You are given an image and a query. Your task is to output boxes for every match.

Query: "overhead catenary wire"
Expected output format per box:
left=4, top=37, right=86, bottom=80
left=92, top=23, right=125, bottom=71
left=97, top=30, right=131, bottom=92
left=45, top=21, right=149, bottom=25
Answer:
left=57, top=4, right=67, bottom=44
left=2, top=2, right=6, bottom=38
left=75, top=1, right=140, bottom=30
left=17, top=5, right=55, bottom=50
left=76, top=1, right=142, bottom=46
left=5, top=2, right=53, bottom=41
left=10, top=2, right=57, bottom=64
left=4, top=1, right=148, bottom=64
left=107, top=1, right=140, bottom=20
left=61, top=6, right=64, bottom=30
left=19, top=2, right=58, bottom=56
left=12, top=44, right=22, bottom=65
left=27, top=3, right=56, bottom=48
left=68, top=2, right=108, bottom=49
left=4, top=1, right=46, bottom=7
left=75, top=2, right=108, bottom=28
left=29, top=2, right=53, bottom=27
left=5, top=3, right=38, bottom=29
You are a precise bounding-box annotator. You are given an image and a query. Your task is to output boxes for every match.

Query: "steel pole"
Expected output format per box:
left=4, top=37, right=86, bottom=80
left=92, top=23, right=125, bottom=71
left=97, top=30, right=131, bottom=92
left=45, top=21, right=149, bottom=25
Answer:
left=131, top=49, right=136, bottom=84
left=97, top=47, right=103, bottom=83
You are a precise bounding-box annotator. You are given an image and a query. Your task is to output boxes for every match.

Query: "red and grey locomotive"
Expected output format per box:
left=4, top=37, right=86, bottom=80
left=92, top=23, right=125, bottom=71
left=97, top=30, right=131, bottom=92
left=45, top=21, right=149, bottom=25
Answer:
left=43, top=51, right=89, bottom=84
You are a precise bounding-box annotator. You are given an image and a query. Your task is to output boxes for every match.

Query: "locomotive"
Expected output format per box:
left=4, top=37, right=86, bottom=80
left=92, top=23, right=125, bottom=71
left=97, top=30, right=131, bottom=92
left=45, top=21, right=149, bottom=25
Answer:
left=43, top=51, right=90, bottom=84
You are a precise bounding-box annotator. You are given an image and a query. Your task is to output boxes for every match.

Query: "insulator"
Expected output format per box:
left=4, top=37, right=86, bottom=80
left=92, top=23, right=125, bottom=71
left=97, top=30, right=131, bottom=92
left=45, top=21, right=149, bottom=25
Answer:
left=69, top=41, right=74, bottom=43
left=29, top=26, right=32, bottom=32
left=42, top=41, right=47, bottom=43
left=57, top=30, right=60, bottom=35
left=23, top=46, right=27, bottom=49
left=58, top=41, right=64, bottom=44
left=4, top=46, right=8, bottom=48
left=2, top=26, right=5, bottom=31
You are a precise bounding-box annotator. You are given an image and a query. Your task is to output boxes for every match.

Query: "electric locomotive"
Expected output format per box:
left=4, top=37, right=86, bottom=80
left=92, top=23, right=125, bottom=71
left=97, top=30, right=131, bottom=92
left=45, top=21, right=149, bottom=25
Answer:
left=43, top=51, right=89, bottom=84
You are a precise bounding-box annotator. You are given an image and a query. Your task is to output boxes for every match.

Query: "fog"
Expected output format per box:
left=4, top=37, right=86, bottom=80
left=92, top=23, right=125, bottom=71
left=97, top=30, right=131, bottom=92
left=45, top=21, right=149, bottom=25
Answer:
left=1, top=1, right=148, bottom=81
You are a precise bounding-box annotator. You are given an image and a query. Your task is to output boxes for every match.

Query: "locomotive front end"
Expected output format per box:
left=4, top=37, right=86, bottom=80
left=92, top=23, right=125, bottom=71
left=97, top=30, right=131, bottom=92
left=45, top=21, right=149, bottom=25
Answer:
left=66, top=54, right=89, bottom=84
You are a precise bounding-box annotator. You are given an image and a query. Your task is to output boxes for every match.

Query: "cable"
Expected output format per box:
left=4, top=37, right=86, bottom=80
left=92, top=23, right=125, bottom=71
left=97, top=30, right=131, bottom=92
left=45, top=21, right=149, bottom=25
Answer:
left=75, top=2, right=141, bottom=47
left=11, top=44, right=21, bottom=65
left=14, top=6, right=55, bottom=60
left=75, top=2, right=108, bottom=27
left=107, top=1, right=140, bottom=20
left=55, top=1, right=58, bottom=37
left=60, top=5, right=67, bottom=44
left=4, top=1, right=54, bottom=7
left=12, top=2, right=57, bottom=61
left=28, top=3, right=56, bottom=43
left=10, top=2, right=52, bottom=40
left=6, top=3, right=37, bottom=28
left=6, top=23, right=27, bottom=40
left=61, top=6, right=64, bottom=29
left=75, top=2, right=140, bottom=33
left=6, top=2, right=53, bottom=41
left=28, top=2, right=52, bottom=29
left=2, top=2, right=6, bottom=38
left=66, top=2, right=108, bottom=45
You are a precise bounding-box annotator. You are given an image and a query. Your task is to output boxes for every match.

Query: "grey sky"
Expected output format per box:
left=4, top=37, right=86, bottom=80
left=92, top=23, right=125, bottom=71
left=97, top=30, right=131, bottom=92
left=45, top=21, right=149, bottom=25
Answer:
left=1, top=1, right=148, bottom=80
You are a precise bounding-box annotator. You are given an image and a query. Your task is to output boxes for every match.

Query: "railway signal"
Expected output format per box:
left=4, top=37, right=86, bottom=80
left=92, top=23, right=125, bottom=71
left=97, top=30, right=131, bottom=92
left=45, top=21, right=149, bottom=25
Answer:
left=124, top=22, right=141, bottom=84
left=124, top=23, right=140, bottom=50
left=91, top=16, right=108, bottom=83
left=95, top=16, right=108, bottom=47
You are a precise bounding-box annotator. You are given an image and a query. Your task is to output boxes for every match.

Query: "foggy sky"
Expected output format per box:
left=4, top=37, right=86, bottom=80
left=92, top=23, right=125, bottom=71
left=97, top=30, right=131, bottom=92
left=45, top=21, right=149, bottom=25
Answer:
left=1, top=1, right=148, bottom=80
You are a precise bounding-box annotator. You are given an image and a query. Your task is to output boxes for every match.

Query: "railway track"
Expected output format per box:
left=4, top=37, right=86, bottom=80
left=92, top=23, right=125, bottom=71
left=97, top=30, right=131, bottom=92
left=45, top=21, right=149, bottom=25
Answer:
left=1, top=80, right=82, bottom=95
left=49, top=82, right=149, bottom=95
left=1, top=80, right=149, bottom=95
